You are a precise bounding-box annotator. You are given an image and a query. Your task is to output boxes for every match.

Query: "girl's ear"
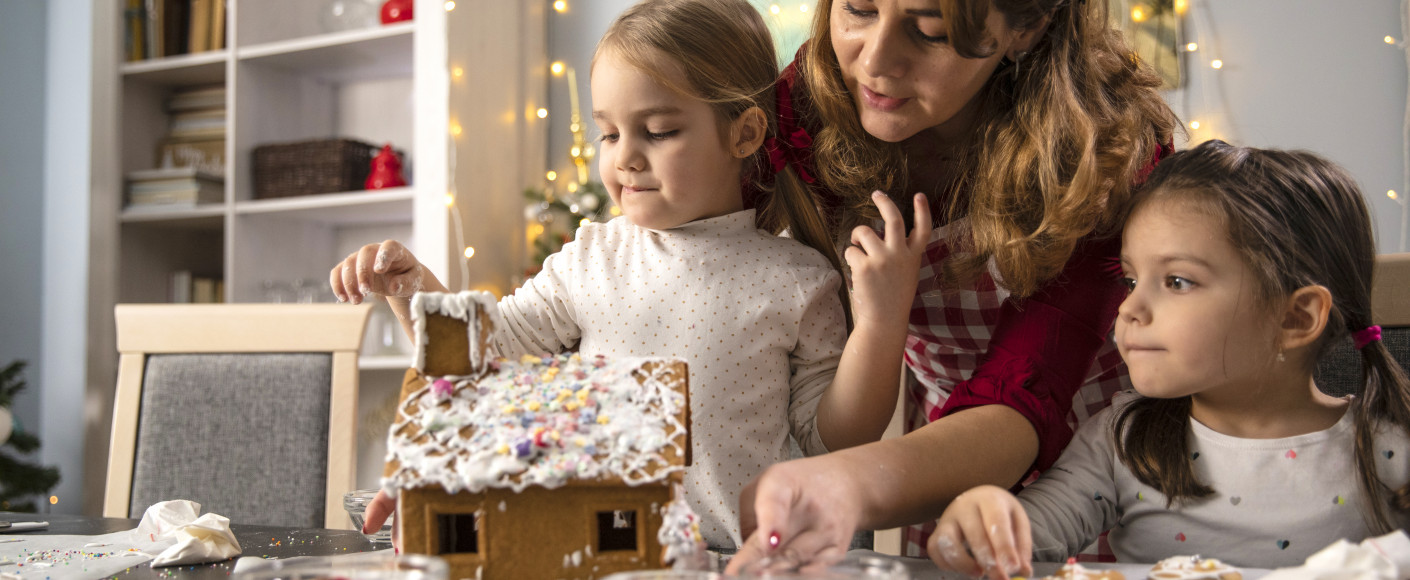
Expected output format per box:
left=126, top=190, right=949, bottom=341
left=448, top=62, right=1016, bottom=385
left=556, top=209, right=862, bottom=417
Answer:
left=1280, top=285, right=1333, bottom=351
left=730, top=106, right=768, bottom=159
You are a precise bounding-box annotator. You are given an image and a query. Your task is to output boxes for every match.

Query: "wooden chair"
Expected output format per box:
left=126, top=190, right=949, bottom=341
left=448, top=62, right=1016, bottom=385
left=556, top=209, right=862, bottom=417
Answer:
left=1316, top=252, right=1410, bottom=396
left=105, top=303, right=372, bottom=529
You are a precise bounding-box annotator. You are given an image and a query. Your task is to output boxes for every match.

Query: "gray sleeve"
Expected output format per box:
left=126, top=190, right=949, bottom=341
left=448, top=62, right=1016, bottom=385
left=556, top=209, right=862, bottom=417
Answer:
left=1017, top=406, right=1123, bottom=561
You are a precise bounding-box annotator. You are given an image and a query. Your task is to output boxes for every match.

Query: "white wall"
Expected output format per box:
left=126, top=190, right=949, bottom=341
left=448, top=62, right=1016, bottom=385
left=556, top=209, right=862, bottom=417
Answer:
left=40, top=0, right=92, bottom=514
left=1163, top=0, right=1406, bottom=253
left=0, top=0, right=48, bottom=501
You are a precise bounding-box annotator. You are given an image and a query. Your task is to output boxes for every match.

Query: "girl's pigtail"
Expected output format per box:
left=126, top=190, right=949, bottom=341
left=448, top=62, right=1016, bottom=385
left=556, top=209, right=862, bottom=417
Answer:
left=1113, top=396, right=1214, bottom=506
left=1352, top=337, right=1410, bottom=532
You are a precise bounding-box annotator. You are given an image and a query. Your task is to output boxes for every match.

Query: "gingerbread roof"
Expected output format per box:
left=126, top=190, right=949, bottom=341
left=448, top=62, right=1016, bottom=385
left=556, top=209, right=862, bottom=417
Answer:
left=383, top=292, right=690, bottom=494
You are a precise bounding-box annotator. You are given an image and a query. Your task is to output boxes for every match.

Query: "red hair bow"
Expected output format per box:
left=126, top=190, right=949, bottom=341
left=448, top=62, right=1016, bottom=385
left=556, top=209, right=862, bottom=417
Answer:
left=764, top=67, right=817, bottom=184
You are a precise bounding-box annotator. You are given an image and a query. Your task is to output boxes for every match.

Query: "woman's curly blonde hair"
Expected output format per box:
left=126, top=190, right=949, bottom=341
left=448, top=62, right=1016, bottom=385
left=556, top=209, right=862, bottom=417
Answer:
left=801, top=0, right=1178, bottom=297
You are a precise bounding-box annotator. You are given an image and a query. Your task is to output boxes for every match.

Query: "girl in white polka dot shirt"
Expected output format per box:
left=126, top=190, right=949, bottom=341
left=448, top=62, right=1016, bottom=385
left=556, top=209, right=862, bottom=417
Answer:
left=331, top=0, right=931, bottom=551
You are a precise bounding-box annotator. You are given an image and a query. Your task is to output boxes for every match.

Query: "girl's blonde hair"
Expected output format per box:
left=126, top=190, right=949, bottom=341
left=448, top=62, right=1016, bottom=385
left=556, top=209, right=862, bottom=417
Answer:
left=1113, top=140, right=1410, bottom=533
left=594, top=0, right=845, bottom=300
left=799, top=0, right=1177, bottom=297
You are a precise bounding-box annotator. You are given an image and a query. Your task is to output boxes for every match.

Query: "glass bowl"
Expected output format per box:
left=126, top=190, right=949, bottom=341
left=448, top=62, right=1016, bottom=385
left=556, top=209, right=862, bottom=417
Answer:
left=232, top=552, right=446, bottom=580
left=344, top=488, right=395, bottom=544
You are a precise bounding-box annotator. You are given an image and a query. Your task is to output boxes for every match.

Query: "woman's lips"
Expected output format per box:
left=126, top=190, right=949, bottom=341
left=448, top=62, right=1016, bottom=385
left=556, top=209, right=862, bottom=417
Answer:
left=860, top=85, right=910, bottom=112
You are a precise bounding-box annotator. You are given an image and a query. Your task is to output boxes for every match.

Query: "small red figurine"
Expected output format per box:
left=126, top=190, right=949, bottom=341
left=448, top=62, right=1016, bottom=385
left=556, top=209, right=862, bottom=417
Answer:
left=380, top=0, right=413, bottom=24
left=366, top=144, right=407, bottom=189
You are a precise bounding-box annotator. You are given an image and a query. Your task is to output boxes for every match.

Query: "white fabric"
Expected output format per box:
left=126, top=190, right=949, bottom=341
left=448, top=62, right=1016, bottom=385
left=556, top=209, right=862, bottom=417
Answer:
left=132, top=500, right=242, bottom=567
left=491, top=209, right=846, bottom=550
left=1018, top=393, right=1410, bottom=568
left=1261, top=530, right=1410, bottom=580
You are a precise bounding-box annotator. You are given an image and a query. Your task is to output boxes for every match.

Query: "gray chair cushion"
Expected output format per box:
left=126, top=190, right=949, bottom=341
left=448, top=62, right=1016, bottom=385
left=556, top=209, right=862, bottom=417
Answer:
left=1315, top=327, right=1410, bottom=397
left=130, top=353, right=332, bottom=528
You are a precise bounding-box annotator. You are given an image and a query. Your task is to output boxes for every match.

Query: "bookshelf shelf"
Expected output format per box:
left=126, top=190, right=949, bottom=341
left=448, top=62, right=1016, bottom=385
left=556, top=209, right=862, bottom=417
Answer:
left=120, top=204, right=227, bottom=227
left=121, top=51, right=228, bottom=85
left=359, top=355, right=414, bottom=370
left=237, top=23, right=414, bottom=83
left=235, top=187, right=414, bottom=223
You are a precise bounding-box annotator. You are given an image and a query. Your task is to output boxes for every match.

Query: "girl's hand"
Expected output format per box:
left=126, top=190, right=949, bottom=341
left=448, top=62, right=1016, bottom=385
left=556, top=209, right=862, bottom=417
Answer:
left=845, top=192, right=931, bottom=331
left=329, top=240, right=426, bottom=304
left=931, top=485, right=1033, bottom=580
left=361, top=488, right=401, bottom=551
left=728, top=458, right=863, bottom=574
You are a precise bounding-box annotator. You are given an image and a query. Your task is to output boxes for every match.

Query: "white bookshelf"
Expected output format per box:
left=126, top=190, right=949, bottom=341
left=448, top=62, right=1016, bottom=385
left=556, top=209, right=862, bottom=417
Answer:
left=85, top=0, right=547, bottom=510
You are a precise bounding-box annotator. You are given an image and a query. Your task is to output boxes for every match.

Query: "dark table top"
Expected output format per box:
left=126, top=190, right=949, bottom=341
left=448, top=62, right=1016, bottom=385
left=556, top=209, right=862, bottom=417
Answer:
left=0, top=511, right=389, bottom=579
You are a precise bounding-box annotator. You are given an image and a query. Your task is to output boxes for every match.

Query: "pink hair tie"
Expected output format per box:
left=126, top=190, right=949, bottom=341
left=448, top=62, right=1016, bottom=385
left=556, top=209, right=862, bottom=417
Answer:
left=1353, top=325, right=1382, bottom=350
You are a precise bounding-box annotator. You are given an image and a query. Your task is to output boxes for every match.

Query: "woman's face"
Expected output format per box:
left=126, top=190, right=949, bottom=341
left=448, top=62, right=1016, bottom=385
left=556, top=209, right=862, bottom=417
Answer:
left=830, top=0, right=1025, bottom=143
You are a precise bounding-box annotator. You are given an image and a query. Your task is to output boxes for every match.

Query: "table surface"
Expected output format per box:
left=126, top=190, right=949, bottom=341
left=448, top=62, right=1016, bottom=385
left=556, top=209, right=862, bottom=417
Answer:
left=0, top=511, right=388, bottom=579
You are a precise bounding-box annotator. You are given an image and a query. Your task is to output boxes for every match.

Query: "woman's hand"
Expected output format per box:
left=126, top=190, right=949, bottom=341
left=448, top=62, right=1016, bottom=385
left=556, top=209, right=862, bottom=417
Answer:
left=329, top=239, right=427, bottom=304
left=930, top=485, right=1033, bottom=580
left=727, top=457, right=864, bottom=574
left=845, top=192, right=931, bottom=332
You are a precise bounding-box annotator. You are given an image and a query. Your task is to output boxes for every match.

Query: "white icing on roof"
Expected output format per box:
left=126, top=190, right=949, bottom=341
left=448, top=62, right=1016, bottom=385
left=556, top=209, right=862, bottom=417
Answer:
left=384, top=352, right=688, bottom=493
left=411, top=291, right=503, bottom=376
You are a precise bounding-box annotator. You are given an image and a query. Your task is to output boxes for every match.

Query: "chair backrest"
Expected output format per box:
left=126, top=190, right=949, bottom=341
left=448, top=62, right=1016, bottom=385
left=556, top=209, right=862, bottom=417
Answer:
left=1315, top=253, right=1410, bottom=396
left=106, top=303, right=372, bottom=529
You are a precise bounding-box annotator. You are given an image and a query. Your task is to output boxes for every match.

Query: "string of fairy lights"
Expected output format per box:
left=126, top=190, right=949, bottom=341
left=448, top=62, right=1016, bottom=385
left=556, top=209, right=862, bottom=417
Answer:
left=1145, top=0, right=1409, bottom=252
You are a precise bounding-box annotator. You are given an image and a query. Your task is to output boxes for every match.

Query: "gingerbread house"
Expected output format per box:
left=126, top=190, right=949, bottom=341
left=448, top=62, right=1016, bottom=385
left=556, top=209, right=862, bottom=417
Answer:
left=382, top=291, right=701, bottom=580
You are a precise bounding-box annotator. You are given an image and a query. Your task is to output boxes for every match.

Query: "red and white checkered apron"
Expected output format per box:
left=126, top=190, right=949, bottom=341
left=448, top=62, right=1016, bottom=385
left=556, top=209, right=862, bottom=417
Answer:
left=898, top=221, right=1128, bottom=561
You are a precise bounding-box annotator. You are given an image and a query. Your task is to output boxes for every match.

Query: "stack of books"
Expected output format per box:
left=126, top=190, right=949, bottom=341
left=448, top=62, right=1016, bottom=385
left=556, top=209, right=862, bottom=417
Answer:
left=126, top=0, right=227, bottom=61
left=169, top=270, right=224, bottom=303
left=126, top=166, right=224, bottom=210
left=157, top=84, right=226, bottom=177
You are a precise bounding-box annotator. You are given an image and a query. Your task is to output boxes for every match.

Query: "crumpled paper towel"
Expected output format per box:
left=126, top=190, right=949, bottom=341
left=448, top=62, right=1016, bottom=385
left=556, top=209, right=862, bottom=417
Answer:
left=1261, top=531, right=1410, bottom=580
left=131, top=500, right=243, bottom=567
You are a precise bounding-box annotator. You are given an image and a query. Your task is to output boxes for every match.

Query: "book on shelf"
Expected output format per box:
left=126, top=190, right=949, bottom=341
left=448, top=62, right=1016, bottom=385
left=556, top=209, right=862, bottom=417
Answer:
left=169, top=108, right=226, bottom=138
left=129, top=0, right=225, bottom=60
left=166, top=85, right=225, bottom=111
left=168, top=271, right=224, bottom=304
left=126, top=166, right=224, bottom=209
left=157, top=136, right=225, bottom=177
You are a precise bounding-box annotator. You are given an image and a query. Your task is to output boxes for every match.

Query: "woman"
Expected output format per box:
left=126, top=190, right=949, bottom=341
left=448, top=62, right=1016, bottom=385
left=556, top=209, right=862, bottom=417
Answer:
left=731, top=0, right=1176, bottom=569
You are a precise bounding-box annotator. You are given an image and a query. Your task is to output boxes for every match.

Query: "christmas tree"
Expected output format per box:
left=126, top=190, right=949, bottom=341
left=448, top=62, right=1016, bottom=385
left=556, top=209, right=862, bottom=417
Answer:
left=0, top=361, right=61, bottom=512
left=523, top=180, right=613, bottom=274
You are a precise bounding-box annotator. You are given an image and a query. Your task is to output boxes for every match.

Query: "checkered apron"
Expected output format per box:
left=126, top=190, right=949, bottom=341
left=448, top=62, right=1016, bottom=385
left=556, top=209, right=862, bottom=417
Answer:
left=897, top=220, right=1128, bottom=560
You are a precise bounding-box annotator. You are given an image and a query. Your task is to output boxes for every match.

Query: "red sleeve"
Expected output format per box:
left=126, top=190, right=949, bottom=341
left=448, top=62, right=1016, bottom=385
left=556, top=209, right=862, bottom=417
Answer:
left=933, top=235, right=1126, bottom=473
left=933, top=143, right=1171, bottom=473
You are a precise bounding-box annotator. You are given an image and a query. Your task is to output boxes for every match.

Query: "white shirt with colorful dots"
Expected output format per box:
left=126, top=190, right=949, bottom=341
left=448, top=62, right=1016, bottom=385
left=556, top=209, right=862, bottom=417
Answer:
left=1018, top=392, right=1410, bottom=567
left=489, top=209, right=846, bottom=550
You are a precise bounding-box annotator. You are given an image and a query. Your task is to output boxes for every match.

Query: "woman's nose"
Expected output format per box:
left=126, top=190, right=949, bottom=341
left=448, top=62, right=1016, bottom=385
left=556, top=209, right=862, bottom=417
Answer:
left=860, top=20, right=908, bottom=79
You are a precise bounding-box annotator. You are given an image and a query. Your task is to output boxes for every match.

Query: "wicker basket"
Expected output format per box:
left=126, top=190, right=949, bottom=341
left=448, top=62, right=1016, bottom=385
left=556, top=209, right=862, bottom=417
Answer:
left=251, top=138, right=376, bottom=199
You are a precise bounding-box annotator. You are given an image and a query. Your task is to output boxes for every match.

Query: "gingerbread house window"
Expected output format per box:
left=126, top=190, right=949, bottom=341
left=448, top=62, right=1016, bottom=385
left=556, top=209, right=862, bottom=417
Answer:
left=436, top=513, right=480, bottom=555
left=596, top=510, right=638, bottom=552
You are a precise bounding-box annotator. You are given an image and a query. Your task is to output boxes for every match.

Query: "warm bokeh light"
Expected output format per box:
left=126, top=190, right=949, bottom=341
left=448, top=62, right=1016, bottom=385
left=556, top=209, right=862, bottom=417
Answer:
left=799, top=4, right=807, bottom=12
left=444, top=1, right=455, bottom=11
left=770, top=4, right=780, bottom=14
left=570, top=146, right=581, bottom=157
left=444, top=193, right=455, bottom=207
left=553, top=0, right=567, bottom=12
left=1173, top=0, right=1187, bottom=14
left=464, top=247, right=476, bottom=259
left=1189, top=121, right=1200, bottom=130
left=567, top=181, right=579, bottom=193
left=1391, top=190, right=1400, bottom=201
left=451, top=66, right=464, bottom=78
left=1130, top=4, right=1149, bottom=23
left=536, top=108, right=548, bottom=119
left=580, top=218, right=591, bottom=227
left=49, top=496, right=58, bottom=505
left=1186, top=42, right=1198, bottom=52
left=546, top=171, right=558, bottom=181
left=1210, top=59, right=1223, bottom=69
left=551, top=61, right=566, bottom=76
left=610, top=206, right=622, bottom=216
left=450, top=123, right=463, bottom=136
